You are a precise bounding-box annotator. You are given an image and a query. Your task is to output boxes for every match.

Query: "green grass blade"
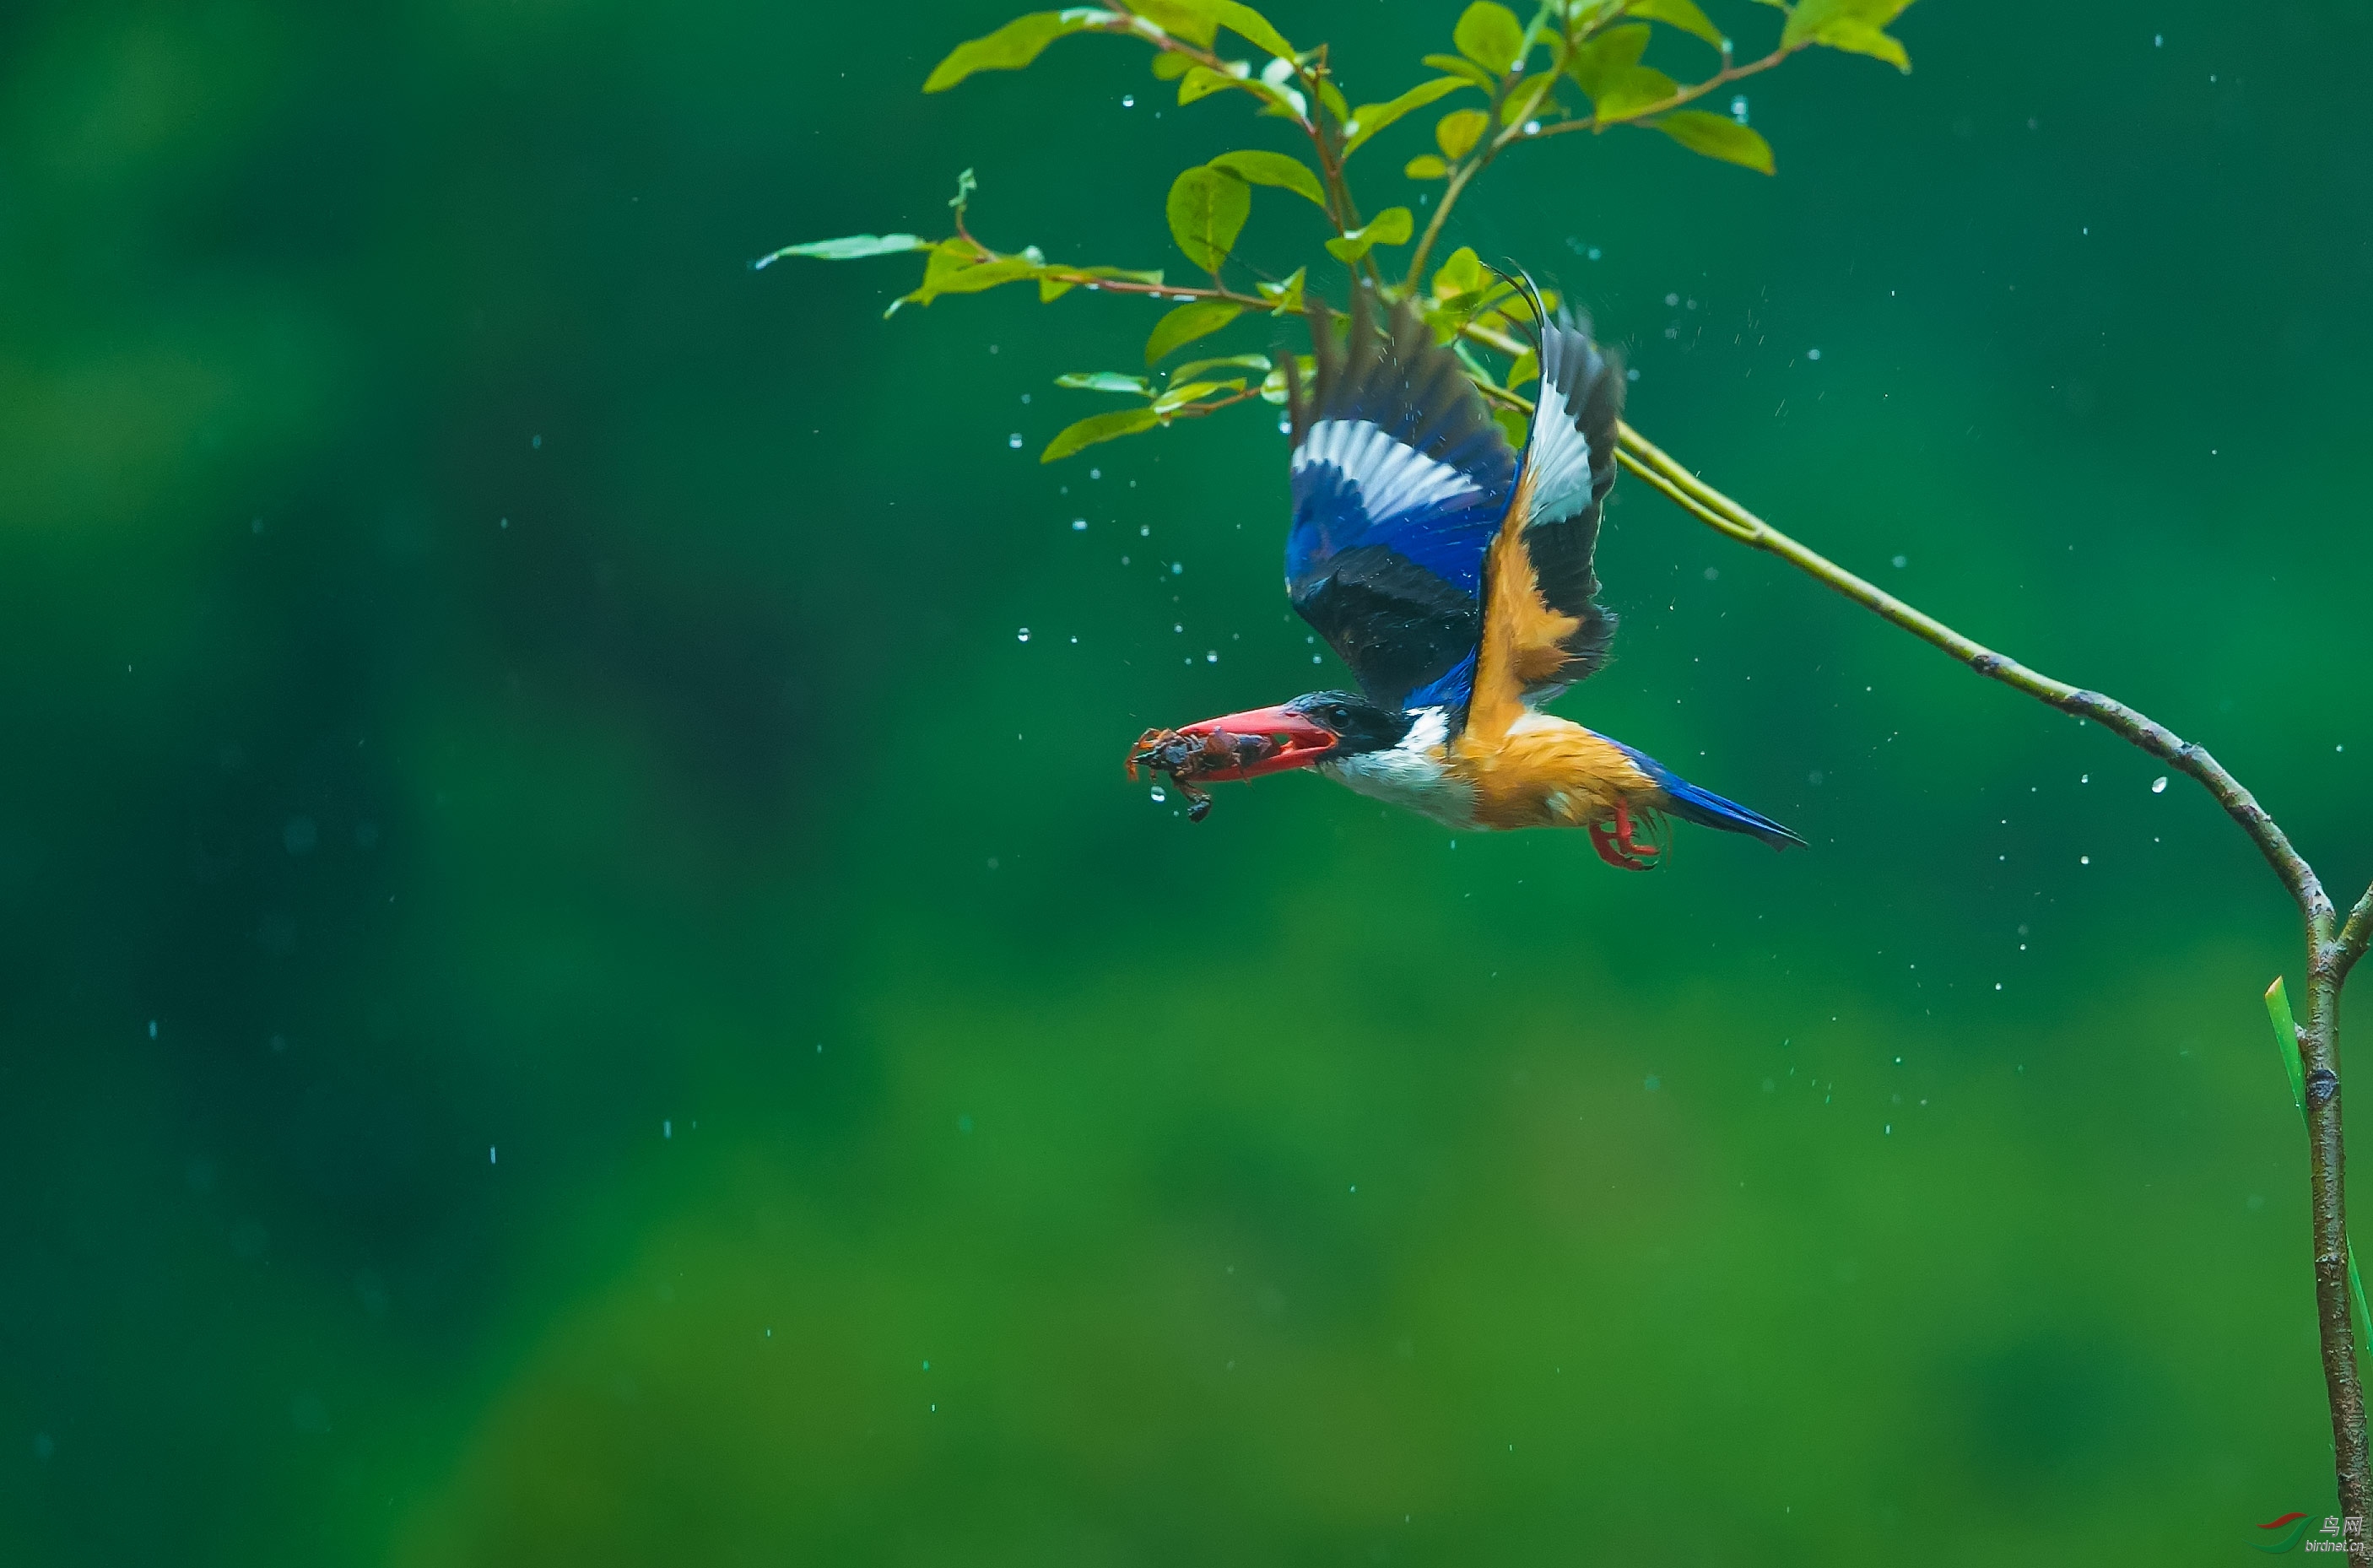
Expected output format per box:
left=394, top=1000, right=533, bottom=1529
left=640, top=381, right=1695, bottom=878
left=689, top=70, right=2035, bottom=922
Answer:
left=2266, top=977, right=2373, bottom=1363
left=2267, top=976, right=2306, bottom=1114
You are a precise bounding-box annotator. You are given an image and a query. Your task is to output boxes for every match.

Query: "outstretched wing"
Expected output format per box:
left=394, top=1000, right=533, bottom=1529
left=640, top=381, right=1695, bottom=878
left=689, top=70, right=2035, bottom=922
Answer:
left=1466, top=301, right=1629, bottom=739
left=1284, top=291, right=1516, bottom=715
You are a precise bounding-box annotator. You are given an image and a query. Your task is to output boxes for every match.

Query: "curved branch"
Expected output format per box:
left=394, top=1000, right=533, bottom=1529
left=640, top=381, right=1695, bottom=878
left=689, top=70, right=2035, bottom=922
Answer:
left=1612, top=424, right=2333, bottom=924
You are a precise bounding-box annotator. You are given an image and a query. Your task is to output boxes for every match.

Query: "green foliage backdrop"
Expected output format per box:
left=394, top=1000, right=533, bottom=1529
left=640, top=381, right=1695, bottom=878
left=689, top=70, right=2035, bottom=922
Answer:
left=0, top=2, right=2368, bottom=1563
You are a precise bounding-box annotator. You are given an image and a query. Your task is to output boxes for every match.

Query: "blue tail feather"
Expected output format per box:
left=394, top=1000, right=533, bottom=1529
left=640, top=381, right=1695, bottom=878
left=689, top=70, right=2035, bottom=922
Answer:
left=1612, top=741, right=1805, bottom=851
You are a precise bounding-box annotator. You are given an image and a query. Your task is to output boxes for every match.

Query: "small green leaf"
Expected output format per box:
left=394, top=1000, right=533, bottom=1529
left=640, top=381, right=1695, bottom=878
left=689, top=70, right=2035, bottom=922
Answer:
left=1435, top=107, right=1489, bottom=159
left=1565, top=23, right=1649, bottom=100
left=1056, top=371, right=1156, bottom=394
left=1151, top=51, right=1193, bottom=80
left=1324, top=206, right=1413, bottom=262
left=1404, top=154, right=1449, bottom=179
left=1431, top=245, right=1484, bottom=302
left=752, top=233, right=927, bottom=268
left=923, top=12, right=1099, bottom=94
left=1344, top=78, right=1471, bottom=155
left=1627, top=0, right=1726, bottom=51
left=1120, top=0, right=1218, bottom=46
left=1210, top=0, right=1296, bottom=60
left=1042, top=407, right=1163, bottom=462
left=1208, top=149, right=1327, bottom=207
left=1170, top=353, right=1272, bottom=381
left=1145, top=299, right=1246, bottom=363
left=1317, top=78, right=1351, bottom=125
left=1491, top=406, right=1529, bottom=447
left=1783, top=0, right=1915, bottom=72
left=1654, top=110, right=1774, bottom=173
left=1453, top=3, right=1527, bottom=73
left=1592, top=66, right=1679, bottom=122
left=1507, top=347, right=1539, bottom=388
left=894, top=246, right=1044, bottom=313
left=1165, top=167, right=1252, bottom=273
left=1421, top=52, right=1498, bottom=92
left=1152, top=379, right=1241, bottom=412
left=1257, top=266, right=1305, bottom=314
left=1178, top=64, right=1242, bottom=104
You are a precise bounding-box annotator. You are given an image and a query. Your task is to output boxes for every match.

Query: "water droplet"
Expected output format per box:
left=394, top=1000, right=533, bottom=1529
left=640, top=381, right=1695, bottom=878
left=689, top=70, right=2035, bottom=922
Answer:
left=2081, top=773, right=2089, bottom=783
left=1016, top=628, right=1030, bottom=642
left=2080, top=854, right=2090, bottom=864
left=2151, top=776, right=2167, bottom=793
left=1071, top=518, right=1087, bottom=531
left=1206, top=651, right=1219, bottom=662
left=1522, top=119, right=1540, bottom=136
left=1808, top=347, right=1822, bottom=360
left=1149, top=786, right=1167, bottom=803
left=1891, top=554, right=1907, bottom=568
left=1008, top=433, right=1023, bottom=449
left=1171, top=561, right=1183, bottom=574
left=1312, top=653, right=1322, bottom=663
left=1730, top=95, right=1749, bottom=123
left=1664, top=292, right=1679, bottom=306
left=1588, top=246, right=1602, bottom=260
left=1121, top=94, right=1135, bottom=107
left=1644, top=1074, right=1661, bottom=1092
left=1703, top=566, right=1719, bottom=581
left=663, top=1120, right=672, bottom=1138
left=1138, top=524, right=1150, bottom=537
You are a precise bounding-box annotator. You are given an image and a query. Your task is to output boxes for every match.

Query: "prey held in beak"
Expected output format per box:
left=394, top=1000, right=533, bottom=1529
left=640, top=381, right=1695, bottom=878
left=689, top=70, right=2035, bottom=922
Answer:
left=1125, top=704, right=1338, bottom=822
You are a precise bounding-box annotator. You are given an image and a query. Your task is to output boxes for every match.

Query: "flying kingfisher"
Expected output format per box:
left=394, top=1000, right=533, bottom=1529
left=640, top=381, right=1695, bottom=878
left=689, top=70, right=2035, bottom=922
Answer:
left=1128, top=287, right=1803, bottom=871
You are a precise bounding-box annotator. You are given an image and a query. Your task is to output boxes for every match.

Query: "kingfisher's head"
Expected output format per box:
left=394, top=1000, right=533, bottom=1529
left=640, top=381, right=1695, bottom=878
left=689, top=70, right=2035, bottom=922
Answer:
left=1169, top=689, right=1416, bottom=778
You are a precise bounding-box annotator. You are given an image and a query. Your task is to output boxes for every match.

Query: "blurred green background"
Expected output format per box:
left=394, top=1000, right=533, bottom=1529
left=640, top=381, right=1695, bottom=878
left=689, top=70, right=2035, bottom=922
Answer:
left=2, top=1, right=2369, bottom=1562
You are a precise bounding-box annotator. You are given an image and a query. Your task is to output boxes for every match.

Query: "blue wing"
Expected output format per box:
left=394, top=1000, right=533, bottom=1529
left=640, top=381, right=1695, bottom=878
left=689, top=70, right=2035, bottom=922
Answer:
left=1284, top=292, right=1516, bottom=714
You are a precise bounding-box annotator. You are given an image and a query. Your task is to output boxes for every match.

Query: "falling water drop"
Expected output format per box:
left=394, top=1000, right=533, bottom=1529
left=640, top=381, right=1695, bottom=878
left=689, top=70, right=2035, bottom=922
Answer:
left=2151, top=776, right=2167, bottom=793
left=1008, top=433, right=1023, bottom=449
left=1149, top=786, right=1167, bottom=803
left=1017, top=628, right=1030, bottom=642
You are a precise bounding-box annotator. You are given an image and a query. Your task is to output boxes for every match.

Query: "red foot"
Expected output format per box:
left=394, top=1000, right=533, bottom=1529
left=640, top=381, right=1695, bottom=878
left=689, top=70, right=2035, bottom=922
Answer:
left=1588, top=820, right=1653, bottom=872
left=1614, top=799, right=1662, bottom=859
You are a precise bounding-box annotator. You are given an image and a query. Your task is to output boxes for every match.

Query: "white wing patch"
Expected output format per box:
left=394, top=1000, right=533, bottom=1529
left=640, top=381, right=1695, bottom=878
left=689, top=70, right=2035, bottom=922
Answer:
left=1295, top=419, right=1482, bottom=526
left=1518, top=368, right=1595, bottom=530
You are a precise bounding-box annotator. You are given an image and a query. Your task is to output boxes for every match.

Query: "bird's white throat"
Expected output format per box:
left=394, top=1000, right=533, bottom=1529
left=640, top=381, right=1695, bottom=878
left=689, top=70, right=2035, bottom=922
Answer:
left=1315, top=706, right=1476, bottom=829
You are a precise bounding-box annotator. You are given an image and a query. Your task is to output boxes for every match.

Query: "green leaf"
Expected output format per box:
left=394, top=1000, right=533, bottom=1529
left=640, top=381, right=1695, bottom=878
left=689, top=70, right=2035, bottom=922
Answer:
left=1404, top=154, right=1449, bottom=179
left=1655, top=109, right=1775, bottom=172
left=2266, top=975, right=2373, bottom=1355
left=1627, top=0, right=1726, bottom=50
left=1208, top=149, right=1327, bottom=207
left=1783, top=0, right=1916, bottom=72
left=923, top=12, right=1099, bottom=94
left=1565, top=23, right=1648, bottom=100
left=893, top=246, right=1043, bottom=313
left=1592, top=65, right=1678, bottom=122
left=1452, top=2, right=1527, bottom=73
left=1323, top=206, right=1413, bottom=262
left=1165, top=168, right=1251, bottom=273
left=1211, top=0, right=1295, bottom=60
left=1151, top=51, right=1193, bottom=80
left=1317, top=79, right=1351, bottom=125
left=1491, top=406, right=1529, bottom=447
left=1344, top=77, right=1472, bottom=155
left=752, top=233, right=927, bottom=268
left=1178, top=64, right=1242, bottom=104
left=1042, top=407, right=1163, bottom=462
left=1170, top=353, right=1272, bottom=381
left=1119, top=0, right=1218, bottom=46
left=2268, top=978, right=2306, bottom=1115
left=1421, top=52, right=1498, bottom=92
left=1257, top=266, right=1305, bottom=314
left=1145, top=299, right=1246, bottom=363
left=1430, top=245, right=1484, bottom=301
left=1435, top=107, right=1489, bottom=159
left=1056, top=371, right=1155, bottom=394
left=1152, top=378, right=1241, bottom=412
left=1507, top=347, right=1539, bottom=388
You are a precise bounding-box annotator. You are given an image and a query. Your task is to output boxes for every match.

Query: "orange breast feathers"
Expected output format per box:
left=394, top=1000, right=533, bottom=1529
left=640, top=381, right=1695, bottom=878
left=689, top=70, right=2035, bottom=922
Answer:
left=1450, top=476, right=1652, bottom=830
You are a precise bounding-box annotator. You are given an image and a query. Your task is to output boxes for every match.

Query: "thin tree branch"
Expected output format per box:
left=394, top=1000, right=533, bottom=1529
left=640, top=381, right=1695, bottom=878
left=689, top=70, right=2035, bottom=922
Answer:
left=1609, top=423, right=2333, bottom=922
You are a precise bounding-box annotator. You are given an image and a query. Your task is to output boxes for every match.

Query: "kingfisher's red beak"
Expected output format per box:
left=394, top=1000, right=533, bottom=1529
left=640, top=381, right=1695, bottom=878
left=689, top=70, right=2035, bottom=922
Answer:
left=1176, top=703, right=1339, bottom=778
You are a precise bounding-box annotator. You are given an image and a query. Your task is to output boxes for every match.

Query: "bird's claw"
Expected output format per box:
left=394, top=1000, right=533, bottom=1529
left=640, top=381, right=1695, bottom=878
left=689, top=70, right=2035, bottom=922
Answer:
left=1590, top=799, right=1665, bottom=870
